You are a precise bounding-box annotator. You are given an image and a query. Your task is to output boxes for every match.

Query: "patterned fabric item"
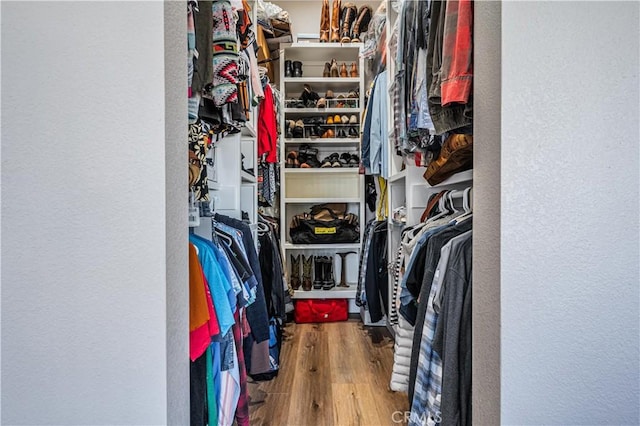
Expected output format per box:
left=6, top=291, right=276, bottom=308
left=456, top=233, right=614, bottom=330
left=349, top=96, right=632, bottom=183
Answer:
left=356, top=221, right=376, bottom=306
left=389, top=244, right=403, bottom=325
left=211, top=0, right=239, bottom=106
left=189, top=121, right=211, bottom=201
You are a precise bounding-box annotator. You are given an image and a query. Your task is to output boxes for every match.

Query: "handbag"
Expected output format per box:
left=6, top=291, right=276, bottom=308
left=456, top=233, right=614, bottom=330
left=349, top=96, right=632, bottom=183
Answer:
left=294, top=299, right=348, bottom=323
left=289, top=203, right=359, bottom=244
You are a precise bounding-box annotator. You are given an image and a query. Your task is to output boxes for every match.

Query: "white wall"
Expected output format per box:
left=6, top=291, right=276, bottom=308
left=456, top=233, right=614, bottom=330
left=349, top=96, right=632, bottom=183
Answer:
left=1, top=2, right=188, bottom=424
left=501, top=2, right=639, bottom=424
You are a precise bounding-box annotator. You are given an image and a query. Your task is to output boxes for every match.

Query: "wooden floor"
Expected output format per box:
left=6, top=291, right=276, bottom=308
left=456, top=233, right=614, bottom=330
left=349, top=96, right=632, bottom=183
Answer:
left=247, top=320, right=409, bottom=425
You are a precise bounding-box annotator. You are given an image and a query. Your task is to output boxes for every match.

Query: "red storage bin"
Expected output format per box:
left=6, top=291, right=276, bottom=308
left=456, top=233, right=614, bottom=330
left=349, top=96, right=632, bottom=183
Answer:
left=294, top=299, right=348, bottom=323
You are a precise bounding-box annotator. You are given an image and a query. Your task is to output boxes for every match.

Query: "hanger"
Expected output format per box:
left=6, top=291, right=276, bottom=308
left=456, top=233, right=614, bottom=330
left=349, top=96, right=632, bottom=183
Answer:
left=429, top=190, right=452, bottom=221
left=451, top=187, right=473, bottom=224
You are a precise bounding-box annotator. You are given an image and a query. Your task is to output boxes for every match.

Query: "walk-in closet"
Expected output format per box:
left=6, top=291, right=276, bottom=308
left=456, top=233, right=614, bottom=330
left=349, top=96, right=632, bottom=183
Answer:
left=187, top=0, right=474, bottom=424
left=4, top=0, right=638, bottom=425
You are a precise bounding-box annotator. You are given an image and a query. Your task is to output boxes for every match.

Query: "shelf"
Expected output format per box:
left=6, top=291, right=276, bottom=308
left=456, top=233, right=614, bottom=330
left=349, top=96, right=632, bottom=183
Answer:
left=285, top=197, right=361, bottom=204
left=241, top=171, right=256, bottom=183
left=284, top=108, right=362, bottom=114
left=284, top=77, right=360, bottom=84
left=388, top=169, right=407, bottom=182
left=283, top=167, right=359, bottom=174
left=291, top=286, right=357, bottom=300
left=429, top=169, right=473, bottom=187
left=289, top=42, right=362, bottom=49
left=283, top=138, right=360, bottom=146
left=241, top=123, right=256, bottom=137
left=283, top=243, right=361, bottom=250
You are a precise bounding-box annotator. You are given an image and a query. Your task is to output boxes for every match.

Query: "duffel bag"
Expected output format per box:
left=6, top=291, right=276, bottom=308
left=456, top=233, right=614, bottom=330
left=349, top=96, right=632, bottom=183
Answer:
left=294, top=299, right=349, bottom=323
left=289, top=204, right=359, bottom=244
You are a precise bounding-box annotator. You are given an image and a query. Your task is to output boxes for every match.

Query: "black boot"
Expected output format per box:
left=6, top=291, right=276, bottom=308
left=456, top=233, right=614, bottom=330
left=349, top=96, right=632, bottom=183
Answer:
left=313, top=256, right=324, bottom=289
left=292, top=61, right=303, bottom=77
left=340, top=3, right=358, bottom=44
left=322, top=256, right=336, bottom=290
left=285, top=60, right=293, bottom=78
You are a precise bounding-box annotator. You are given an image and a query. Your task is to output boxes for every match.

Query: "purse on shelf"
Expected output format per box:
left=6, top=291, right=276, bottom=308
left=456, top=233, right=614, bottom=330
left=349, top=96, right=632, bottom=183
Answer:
left=294, top=299, right=348, bottom=323
left=289, top=203, right=359, bottom=244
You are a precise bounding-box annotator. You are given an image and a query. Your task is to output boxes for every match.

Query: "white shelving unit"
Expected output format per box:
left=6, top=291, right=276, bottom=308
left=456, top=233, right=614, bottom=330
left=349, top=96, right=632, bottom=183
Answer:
left=279, top=44, right=365, bottom=310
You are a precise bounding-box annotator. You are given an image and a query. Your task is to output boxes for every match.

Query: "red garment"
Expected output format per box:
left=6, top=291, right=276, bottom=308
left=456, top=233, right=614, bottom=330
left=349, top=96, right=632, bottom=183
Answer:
left=441, top=0, right=473, bottom=106
left=258, top=84, right=278, bottom=163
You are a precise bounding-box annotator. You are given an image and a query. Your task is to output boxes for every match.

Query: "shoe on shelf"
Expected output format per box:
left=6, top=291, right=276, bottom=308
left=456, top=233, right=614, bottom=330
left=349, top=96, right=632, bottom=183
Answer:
left=323, top=128, right=336, bottom=138
left=319, top=0, right=330, bottom=43
left=340, top=62, right=348, bottom=77
left=317, top=98, right=327, bottom=108
left=351, top=5, right=372, bottom=42
left=293, top=119, right=305, bottom=138
left=339, top=3, right=358, bottom=44
left=290, top=254, right=301, bottom=290
left=334, top=114, right=341, bottom=124
left=327, top=115, right=334, bottom=125
left=349, top=114, right=358, bottom=124
left=350, top=62, right=358, bottom=77
left=322, top=62, right=331, bottom=78
left=348, top=126, right=359, bottom=138
left=302, top=255, right=314, bottom=291
left=341, top=115, right=349, bottom=124
left=330, top=153, right=342, bottom=167
left=292, top=61, right=303, bottom=77
left=325, top=89, right=335, bottom=99
left=330, top=0, right=342, bottom=43
left=320, top=156, right=333, bottom=168
left=309, top=125, right=320, bottom=139
left=285, top=120, right=295, bottom=138
left=322, top=256, right=336, bottom=290
left=286, top=150, right=300, bottom=168
left=330, top=58, right=339, bottom=77
left=336, top=128, right=347, bottom=138
left=313, top=256, right=325, bottom=289
left=284, top=60, right=293, bottom=78
left=348, top=154, right=360, bottom=167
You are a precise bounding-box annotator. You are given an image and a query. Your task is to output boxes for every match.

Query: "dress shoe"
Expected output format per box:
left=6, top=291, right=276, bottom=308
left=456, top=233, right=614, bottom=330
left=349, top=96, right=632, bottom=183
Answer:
left=330, top=0, right=342, bottom=42
left=351, top=5, right=372, bottom=42
left=340, top=62, right=348, bottom=77
left=319, top=0, right=330, bottom=43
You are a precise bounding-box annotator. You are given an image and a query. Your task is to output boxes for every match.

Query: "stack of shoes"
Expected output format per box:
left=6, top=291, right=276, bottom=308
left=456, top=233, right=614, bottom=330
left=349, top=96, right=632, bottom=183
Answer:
left=423, top=134, right=473, bottom=185
left=300, top=84, right=320, bottom=108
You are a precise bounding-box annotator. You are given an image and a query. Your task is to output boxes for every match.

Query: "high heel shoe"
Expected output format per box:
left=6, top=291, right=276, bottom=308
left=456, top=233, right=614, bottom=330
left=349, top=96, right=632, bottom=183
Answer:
left=340, top=62, right=348, bottom=77
left=330, top=59, right=339, bottom=77
left=350, top=62, right=358, bottom=77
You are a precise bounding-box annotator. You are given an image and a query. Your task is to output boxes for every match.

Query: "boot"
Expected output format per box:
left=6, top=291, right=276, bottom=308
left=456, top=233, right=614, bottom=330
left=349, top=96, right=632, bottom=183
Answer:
left=351, top=5, right=372, bottom=42
left=319, top=0, right=331, bottom=43
left=285, top=60, right=293, bottom=78
left=337, top=252, right=356, bottom=287
left=350, top=62, right=358, bottom=77
left=340, top=3, right=358, bottom=44
left=302, top=255, right=313, bottom=291
left=330, top=0, right=342, bottom=43
left=322, top=256, right=336, bottom=290
left=330, top=59, right=339, bottom=77
left=313, top=256, right=324, bottom=289
left=323, top=62, right=331, bottom=77
left=340, top=62, right=348, bottom=77
left=290, top=254, right=301, bottom=290
left=292, top=61, right=303, bottom=77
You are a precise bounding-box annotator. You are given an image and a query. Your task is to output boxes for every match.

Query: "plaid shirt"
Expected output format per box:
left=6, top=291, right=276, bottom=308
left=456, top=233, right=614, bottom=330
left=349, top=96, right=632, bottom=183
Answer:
left=409, top=276, right=444, bottom=426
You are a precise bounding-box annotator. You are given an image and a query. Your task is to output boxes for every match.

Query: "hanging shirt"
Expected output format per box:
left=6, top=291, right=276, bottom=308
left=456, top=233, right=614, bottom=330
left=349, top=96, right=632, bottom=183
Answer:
left=189, top=235, right=235, bottom=336
left=258, top=84, right=278, bottom=163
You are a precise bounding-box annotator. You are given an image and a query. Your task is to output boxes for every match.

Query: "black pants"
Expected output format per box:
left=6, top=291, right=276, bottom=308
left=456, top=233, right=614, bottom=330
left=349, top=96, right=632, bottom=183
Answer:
left=365, top=222, right=389, bottom=323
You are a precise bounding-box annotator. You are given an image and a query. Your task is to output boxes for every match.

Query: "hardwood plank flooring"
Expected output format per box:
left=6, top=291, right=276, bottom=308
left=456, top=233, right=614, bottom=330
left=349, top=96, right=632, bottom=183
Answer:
left=247, top=320, right=409, bottom=425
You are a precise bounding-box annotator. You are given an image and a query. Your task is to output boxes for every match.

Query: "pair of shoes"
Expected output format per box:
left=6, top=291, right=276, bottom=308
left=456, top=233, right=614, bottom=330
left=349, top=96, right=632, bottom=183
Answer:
left=298, top=144, right=321, bottom=168
left=321, top=128, right=335, bottom=138
left=328, top=114, right=357, bottom=124
left=285, top=60, right=304, bottom=77
left=340, top=4, right=372, bottom=43
left=291, top=255, right=313, bottom=291
left=286, top=150, right=300, bottom=168
left=300, top=84, right=320, bottom=107
left=291, top=119, right=305, bottom=138
left=313, top=256, right=336, bottom=290
left=321, top=153, right=342, bottom=168
left=423, top=134, right=473, bottom=185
